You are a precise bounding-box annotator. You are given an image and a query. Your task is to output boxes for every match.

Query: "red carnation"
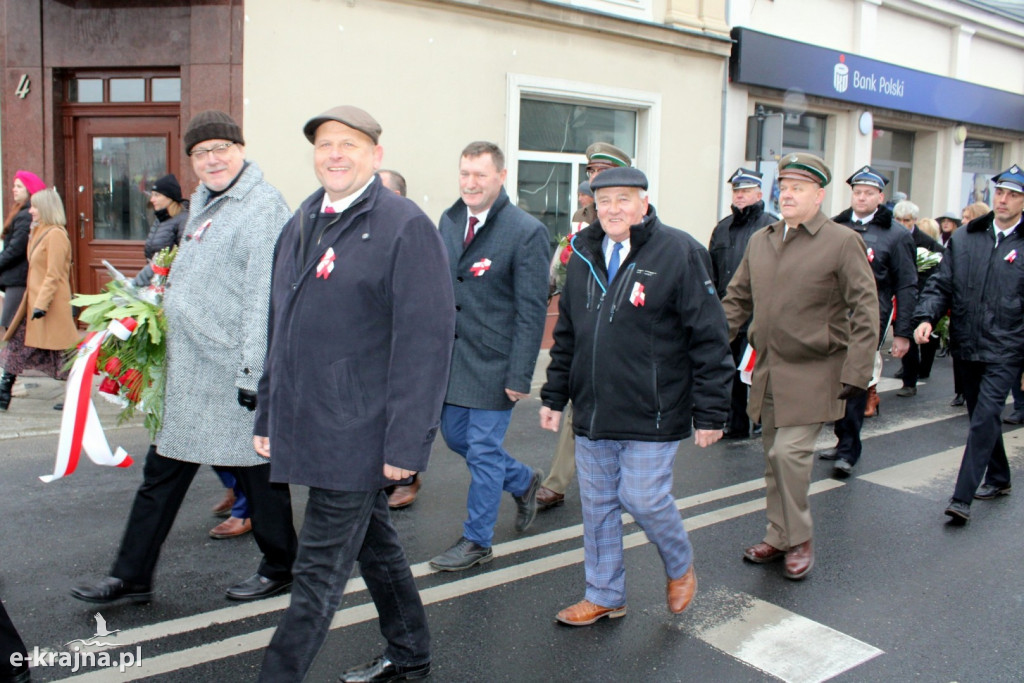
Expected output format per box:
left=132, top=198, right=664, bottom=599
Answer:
left=98, top=377, right=120, bottom=395
left=103, top=356, right=123, bottom=377
left=559, top=244, right=573, bottom=266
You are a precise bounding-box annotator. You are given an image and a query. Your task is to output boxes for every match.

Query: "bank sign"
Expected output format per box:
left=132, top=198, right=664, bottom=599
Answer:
left=731, top=28, right=1024, bottom=133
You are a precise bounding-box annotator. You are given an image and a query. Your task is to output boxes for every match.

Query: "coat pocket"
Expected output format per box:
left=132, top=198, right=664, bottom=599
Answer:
left=330, top=358, right=368, bottom=425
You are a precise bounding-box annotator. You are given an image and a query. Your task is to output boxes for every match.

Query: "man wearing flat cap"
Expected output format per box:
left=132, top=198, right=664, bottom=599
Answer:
left=913, top=164, right=1024, bottom=525
left=722, top=153, right=878, bottom=580
left=540, top=166, right=732, bottom=626
left=709, top=167, right=775, bottom=440
left=828, top=166, right=915, bottom=448
left=72, top=109, right=298, bottom=607
left=536, top=143, right=632, bottom=512
left=256, top=106, right=454, bottom=681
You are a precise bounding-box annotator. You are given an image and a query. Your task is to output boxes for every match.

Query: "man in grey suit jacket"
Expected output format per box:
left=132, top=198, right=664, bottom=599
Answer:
left=430, top=141, right=551, bottom=571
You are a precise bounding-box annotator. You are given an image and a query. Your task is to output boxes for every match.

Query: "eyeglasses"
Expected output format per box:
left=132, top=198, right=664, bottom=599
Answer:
left=189, top=142, right=235, bottom=160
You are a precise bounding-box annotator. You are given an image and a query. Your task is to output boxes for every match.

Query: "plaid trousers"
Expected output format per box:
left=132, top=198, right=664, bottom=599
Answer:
left=575, top=436, right=692, bottom=608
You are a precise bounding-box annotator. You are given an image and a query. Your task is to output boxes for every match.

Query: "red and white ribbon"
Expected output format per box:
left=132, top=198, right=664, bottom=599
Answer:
left=629, top=282, right=645, bottom=307
left=42, top=322, right=134, bottom=482
left=470, top=258, right=492, bottom=277
left=316, top=247, right=336, bottom=279
left=739, top=344, right=756, bottom=386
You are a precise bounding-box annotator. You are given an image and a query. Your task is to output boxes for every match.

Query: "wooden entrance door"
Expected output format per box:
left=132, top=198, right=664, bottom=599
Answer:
left=69, top=115, right=179, bottom=295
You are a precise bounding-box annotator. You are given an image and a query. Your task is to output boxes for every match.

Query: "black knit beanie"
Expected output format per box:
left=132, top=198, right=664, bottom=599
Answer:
left=150, top=174, right=182, bottom=204
left=184, top=110, right=244, bottom=154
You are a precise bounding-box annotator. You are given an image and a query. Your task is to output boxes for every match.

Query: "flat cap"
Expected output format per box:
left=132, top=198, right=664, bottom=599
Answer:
left=303, top=105, right=382, bottom=145
left=992, top=164, right=1024, bottom=193
left=585, top=142, right=631, bottom=169
left=729, top=167, right=763, bottom=189
left=589, top=167, right=648, bottom=192
left=578, top=180, right=594, bottom=198
left=846, top=165, right=890, bottom=190
left=778, top=153, right=832, bottom=187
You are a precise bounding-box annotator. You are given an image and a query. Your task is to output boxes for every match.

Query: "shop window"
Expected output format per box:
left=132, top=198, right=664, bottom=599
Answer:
left=509, top=75, right=659, bottom=247
left=961, top=139, right=1003, bottom=210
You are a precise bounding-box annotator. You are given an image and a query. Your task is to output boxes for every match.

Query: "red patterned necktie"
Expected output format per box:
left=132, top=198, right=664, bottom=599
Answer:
left=465, top=216, right=479, bottom=247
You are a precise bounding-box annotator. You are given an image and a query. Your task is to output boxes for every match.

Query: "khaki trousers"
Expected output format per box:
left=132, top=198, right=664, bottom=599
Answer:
left=543, top=403, right=576, bottom=493
left=759, top=382, right=824, bottom=550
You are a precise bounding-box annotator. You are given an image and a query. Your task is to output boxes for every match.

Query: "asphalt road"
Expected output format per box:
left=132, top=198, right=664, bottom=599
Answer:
left=1, top=355, right=1022, bottom=682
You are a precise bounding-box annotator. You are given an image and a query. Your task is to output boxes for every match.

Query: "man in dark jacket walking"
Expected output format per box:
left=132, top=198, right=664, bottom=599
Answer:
left=824, top=166, right=914, bottom=476
left=429, top=141, right=551, bottom=572
left=540, top=167, right=732, bottom=626
left=913, top=164, right=1024, bottom=525
left=256, top=106, right=455, bottom=682
left=709, top=167, right=774, bottom=439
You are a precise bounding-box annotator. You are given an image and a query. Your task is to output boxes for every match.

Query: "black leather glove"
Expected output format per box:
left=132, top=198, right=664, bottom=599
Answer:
left=31, top=308, right=46, bottom=320
left=237, top=388, right=257, bottom=411
left=837, top=384, right=866, bottom=401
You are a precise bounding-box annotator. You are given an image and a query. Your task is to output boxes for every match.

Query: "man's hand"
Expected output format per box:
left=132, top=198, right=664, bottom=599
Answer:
left=237, top=389, right=257, bottom=411
left=31, top=308, right=45, bottom=320
left=914, top=322, right=933, bottom=345
left=505, top=388, right=529, bottom=402
left=837, top=384, right=866, bottom=400
left=694, top=429, right=723, bottom=447
left=539, top=406, right=562, bottom=432
left=253, top=435, right=270, bottom=459
left=891, top=336, right=910, bottom=359
left=384, top=464, right=416, bottom=481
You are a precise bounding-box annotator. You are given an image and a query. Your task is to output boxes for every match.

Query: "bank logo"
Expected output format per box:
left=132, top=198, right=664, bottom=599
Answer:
left=66, top=612, right=121, bottom=648
left=834, top=55, right=849, bottom=94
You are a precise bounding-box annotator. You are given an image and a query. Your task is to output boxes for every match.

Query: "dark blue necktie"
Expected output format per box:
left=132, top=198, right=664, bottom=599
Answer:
left=607, top=242, right=623, bottom=282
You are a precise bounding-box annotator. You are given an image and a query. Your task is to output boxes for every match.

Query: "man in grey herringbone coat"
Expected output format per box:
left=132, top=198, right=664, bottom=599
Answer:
left=428, top=141, right=552, bottom=572
left=71, top=110, right=298, bottom=607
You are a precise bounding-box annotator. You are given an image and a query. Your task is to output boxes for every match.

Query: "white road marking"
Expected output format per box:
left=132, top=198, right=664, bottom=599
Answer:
left=62, top=480, right=846, bottom=680
left=690, top=589, right=883, bottom=683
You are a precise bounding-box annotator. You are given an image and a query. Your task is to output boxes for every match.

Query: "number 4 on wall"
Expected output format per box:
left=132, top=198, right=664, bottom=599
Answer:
left=15, top=74, right=30, bottom=99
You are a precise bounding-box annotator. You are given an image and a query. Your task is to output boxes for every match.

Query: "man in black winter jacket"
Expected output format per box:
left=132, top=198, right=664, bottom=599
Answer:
left=709, top=167, right=774, bottom=439
left=913, top=164, right=1024, bottom=524
left=540, top=167, right=732, bottom=627
left=823, top=166, right=914, bottom=477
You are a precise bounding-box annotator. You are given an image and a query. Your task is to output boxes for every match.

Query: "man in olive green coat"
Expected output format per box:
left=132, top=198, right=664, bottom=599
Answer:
left=722, top=153, right=878, bottom=581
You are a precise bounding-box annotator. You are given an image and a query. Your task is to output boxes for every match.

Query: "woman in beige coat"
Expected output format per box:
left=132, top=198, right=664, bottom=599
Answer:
left=0, top=188, right=80, bottom=410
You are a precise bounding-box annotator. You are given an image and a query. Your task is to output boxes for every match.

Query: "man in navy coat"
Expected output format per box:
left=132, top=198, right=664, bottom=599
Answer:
left=429, top=141, right=551, bottom=572
left=256, top=106, right=455, bottom=682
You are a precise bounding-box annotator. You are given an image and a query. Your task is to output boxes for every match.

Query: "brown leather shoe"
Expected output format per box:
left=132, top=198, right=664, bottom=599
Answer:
left=209, top=517, right=252, bottom=539
left=863, top=386, right=880, bottom=417
left=783, top=540, right=814, bottom=580
left=555, top=599, right=626, bottom=626
left=667, top=564, right=697, bottom=614
left=743, top=541, right=785, bottom=564
left=536, top=486, right=565, bottom=510
left=212, top=490, right=236, bottom=518
left=388, top=476, right=421, bottom=509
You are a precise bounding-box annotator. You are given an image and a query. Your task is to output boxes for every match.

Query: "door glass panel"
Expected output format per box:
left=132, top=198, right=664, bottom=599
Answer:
left=109, top=78, right=146, bottom=102
left=70, top=79, right=103, bottom=103
left=151, top=78, right=181, bottom=102
left=91, top=137, right=165, bottom=240
left=518, top=161, right=572, bottom=247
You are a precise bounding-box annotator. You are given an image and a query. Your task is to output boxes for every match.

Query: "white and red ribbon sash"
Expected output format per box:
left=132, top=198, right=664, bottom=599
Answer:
left=629, top=282, right=645, bottom=307
left=470, top=258, right=492, bottom=277
left=739, top=344, right=756, bottom=386
left=42, top=325, right=134, bottom=482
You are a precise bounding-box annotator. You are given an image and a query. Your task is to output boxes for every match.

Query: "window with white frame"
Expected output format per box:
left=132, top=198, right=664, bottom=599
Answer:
left=564, top=0, right=652, bottom=22
left=507, top=75, right=660, bottom=247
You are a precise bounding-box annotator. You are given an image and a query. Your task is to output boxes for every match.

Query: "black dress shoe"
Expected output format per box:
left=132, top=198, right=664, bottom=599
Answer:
left=513, top=467, right=543, bottom=532
left=944, top=499, right=970, bottom=524
left=339, top=654, right=431, bottom=682
left=1002, top=410, right=1024, bottom=425
left=429, top=537, right=493, bottom=571
left=70, top=576, right=152, bottom=604
left=950, top=394, right=965, bottom=407
left=832, top=459, right=853, bottom=477
left=225, top=573, right=292, bottom=601
left=817, top=447, right=840, bottom=461
left=974, top=484, right=1011, bottom=500
left=1, top=662, right=30, bottom=683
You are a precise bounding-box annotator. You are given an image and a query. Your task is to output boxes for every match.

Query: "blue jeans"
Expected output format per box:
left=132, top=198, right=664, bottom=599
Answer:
left=574, top=437, right=692, bottom=608
left=214, top=467, right=251, bottom=518
left=440, top=404, right=533, bottom=548
left=259, top=488, right=429, bottom=682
